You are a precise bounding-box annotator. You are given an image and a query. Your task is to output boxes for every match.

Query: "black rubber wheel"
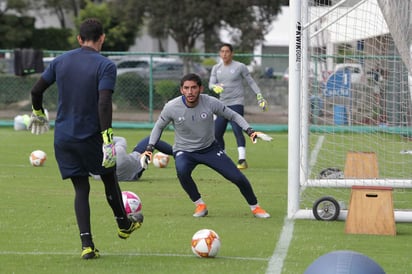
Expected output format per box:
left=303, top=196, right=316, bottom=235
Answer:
left=312, top=196, right=340, bottom=221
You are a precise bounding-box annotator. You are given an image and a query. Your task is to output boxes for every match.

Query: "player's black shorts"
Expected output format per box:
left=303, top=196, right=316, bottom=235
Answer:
left=54, top=133, right=115, bottom=179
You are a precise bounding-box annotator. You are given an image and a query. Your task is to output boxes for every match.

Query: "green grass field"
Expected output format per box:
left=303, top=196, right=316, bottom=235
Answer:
left=0, top=127, right=411, bottom=273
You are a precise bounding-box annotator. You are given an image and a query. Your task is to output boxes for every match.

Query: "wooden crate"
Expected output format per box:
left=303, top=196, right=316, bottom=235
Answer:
left=344, top=151, right=378, bottom=179
left=345, top=186, right=396, bottom=236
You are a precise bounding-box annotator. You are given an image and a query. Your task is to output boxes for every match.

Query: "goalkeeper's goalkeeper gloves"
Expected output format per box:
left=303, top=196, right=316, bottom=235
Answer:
left=140, top=144, right=154, bottom=170
left=257, top=93, right=268, bottom=112
left=212, top=84, right=224, bottom=94
left=246, top=127, right=273, bottom=144
left=28, top=107, right=49, bottom=135
left=101, top=128, right=116, bottom=168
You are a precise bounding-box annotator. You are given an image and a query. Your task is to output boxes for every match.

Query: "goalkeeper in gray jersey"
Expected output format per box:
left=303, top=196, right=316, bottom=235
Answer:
left=141, top=73, right=271, bottom=218
left=209, top=43, right=268, bottom=169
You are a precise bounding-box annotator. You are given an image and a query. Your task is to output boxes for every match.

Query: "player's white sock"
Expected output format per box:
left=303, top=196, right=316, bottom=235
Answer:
left=194, top=198, right=205, bottom=205
left=250, top=204, right=259, bottom=211
left=238, top=146, right=246, bottom=160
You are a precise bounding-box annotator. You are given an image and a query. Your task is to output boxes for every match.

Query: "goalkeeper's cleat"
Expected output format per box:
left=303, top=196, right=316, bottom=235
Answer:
left=193, top=203, right=208, bottom=217
left=81, top=247, right=100, bottom=259
left=118, top=212, right=144, bottom=239
left=252, top=206, right=271, bottom=219
left=237, top=159, right=248, bottom=169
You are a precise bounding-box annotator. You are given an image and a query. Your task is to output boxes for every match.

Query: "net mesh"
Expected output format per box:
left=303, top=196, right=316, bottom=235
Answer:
left=298, top=0, right=412, bottom=217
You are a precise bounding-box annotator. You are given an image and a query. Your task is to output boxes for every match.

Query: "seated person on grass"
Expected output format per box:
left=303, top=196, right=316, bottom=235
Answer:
left=92, top=136, right=173, bottom=181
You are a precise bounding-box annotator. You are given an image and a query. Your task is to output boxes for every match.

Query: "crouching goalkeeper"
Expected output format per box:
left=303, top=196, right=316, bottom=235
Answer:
left=143, top=73, right=272, bottom=219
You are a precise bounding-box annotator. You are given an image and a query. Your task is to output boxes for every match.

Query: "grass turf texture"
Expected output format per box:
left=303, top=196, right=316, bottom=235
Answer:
left=0, top=128, right=411, bottom=273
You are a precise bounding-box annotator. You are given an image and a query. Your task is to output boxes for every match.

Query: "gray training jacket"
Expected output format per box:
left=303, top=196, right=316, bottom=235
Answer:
left=209, top=60, right=261, bottom=106
left=149, top=94, right=251, bottom=152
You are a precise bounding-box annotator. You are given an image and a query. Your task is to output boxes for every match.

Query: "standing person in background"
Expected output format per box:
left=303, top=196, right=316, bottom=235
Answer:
left=209, top=43, right=268, bottom=169
left=27, top=18, right=143, bottom=260
left=142, top=73, right=271, bottom=219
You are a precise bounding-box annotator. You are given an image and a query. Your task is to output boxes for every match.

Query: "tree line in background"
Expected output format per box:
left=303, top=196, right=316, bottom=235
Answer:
left=0, top=0, right=286, bottom=53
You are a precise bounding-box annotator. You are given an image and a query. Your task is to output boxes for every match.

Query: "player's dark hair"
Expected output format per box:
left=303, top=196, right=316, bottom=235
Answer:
left=219, top=43, right=233, bottom=52
left=79, top=18, right=103, bottom=43
left=180, top=73, right=202, bottom=87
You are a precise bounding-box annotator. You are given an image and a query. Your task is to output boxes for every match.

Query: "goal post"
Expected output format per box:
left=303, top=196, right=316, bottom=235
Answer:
left=288, top=0, right=412, bottom=221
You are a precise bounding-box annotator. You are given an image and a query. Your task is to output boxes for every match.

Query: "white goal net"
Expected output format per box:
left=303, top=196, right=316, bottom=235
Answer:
left=288, top=0, right=412, bottom=221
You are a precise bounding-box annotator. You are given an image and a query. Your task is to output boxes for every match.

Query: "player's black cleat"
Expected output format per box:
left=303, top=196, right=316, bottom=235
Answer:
left=237, top=159, right=248, bottom=169
left=81, top=247, right=100, bottom=259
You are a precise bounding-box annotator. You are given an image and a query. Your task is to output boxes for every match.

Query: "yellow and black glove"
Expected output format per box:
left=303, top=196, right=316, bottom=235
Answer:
left=212, top=84, right=224, bottom=94
left=28, top=107, right=49, bottom=135
left=101, top=128, right=116, bottom=168
left=257, top=93, right=268, bottom=112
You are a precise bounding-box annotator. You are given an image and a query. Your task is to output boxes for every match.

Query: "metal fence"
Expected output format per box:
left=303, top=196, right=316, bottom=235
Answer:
left=0, top=50, right=289, bottom=124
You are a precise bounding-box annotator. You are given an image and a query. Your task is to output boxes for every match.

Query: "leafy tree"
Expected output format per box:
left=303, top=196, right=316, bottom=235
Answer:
left=41, top=0, right=82, bottom=28
left=105, top=0, right=146, bottom=51
left=0, top=0, right=145, bottom=50
left=144, top=0, right=283, bottom=54
left=0, top=15, right=35, bottom=48
left=0, top=0, right=34, bottom=48
left=145, top=1, right=204, bottom=53
left=32, top=27, right=72, bottom=50
left=221, top=1, right=282, bottom=52
left=0, top=0, right=33, bottom=15
left=74, top=0, right=145, bottom=51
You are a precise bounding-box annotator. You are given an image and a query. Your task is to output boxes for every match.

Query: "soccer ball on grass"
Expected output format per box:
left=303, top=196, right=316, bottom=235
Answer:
left=29, top=150, right=47, bottom=167
left=122, top=191, right=142, bottom=214
left=191, top=229, right=221, bottom=258
left=152, top=152, right=170, bottom=168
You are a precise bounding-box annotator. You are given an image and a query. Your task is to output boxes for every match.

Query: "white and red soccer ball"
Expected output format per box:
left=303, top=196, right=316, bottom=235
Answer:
left=152, top=152, right=170, bottom=168
left=29, top=150, right=47, bottom=167
left=191, top=229, right=221, bottom=258
left=122, top=191, right=142, bottom=214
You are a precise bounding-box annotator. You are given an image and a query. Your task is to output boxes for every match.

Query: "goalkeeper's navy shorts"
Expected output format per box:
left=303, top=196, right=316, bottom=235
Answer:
left=214, top=104, right=245, bottom=147
left=173, top=141, right=258, bottom=206
left=54, top=133, right=115, bottom=180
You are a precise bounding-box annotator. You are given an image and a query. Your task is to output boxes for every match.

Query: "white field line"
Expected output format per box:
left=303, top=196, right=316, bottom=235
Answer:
left=308, top=135, right=325, bottom=177
left=265, top=135, right=324, bottom=274
left=0, top=250, right=268, bottom=261
left=265, top=217, right=294, bottom=274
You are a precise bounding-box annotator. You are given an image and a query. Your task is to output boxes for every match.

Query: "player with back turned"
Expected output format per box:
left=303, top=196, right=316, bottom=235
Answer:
left=27, top=18, right=142, bottom=260
left=141, top=73, right=272, bottom=218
